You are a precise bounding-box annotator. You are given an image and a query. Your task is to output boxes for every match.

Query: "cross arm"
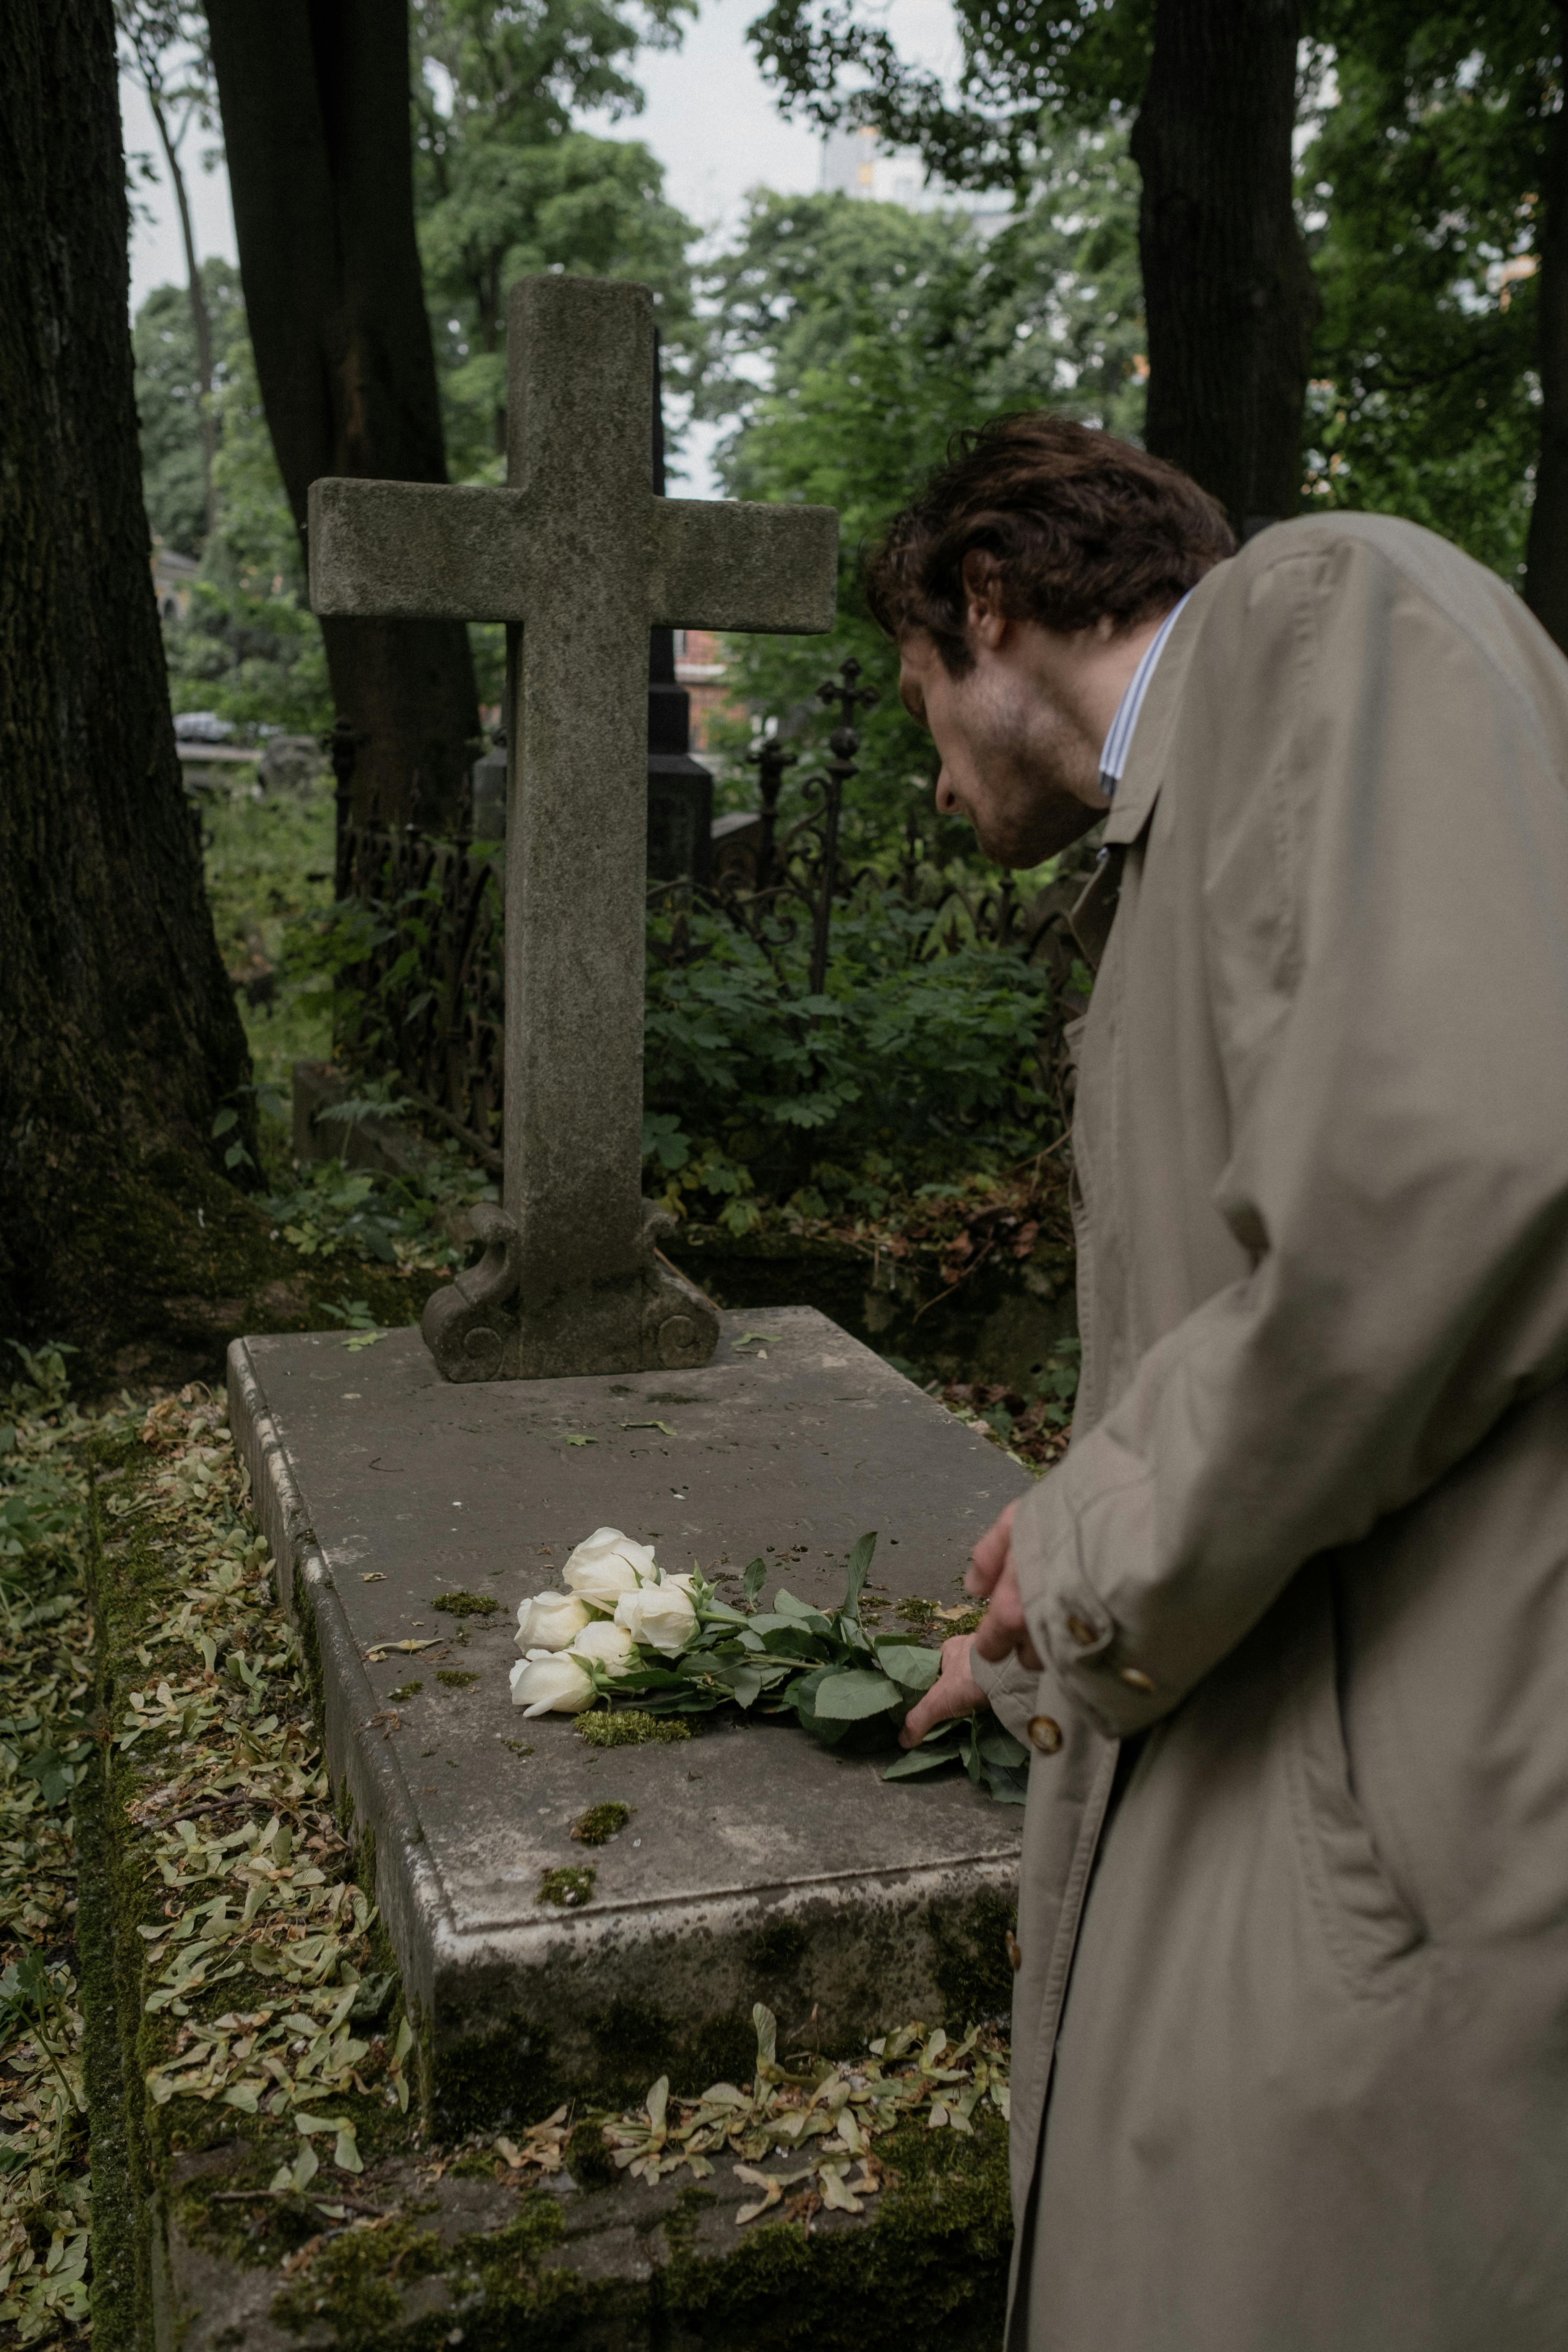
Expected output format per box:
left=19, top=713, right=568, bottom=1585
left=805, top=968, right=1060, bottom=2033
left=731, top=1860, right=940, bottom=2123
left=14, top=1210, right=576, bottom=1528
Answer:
left=308, top=479, right=532, bottom=621
left=647, top=499, right=837, bottom=634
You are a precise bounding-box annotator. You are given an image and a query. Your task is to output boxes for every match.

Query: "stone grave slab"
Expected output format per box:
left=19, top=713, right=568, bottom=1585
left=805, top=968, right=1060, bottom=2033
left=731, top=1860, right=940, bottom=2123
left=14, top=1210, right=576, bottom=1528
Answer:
left=229, top=1308, right=1031, bottom=2122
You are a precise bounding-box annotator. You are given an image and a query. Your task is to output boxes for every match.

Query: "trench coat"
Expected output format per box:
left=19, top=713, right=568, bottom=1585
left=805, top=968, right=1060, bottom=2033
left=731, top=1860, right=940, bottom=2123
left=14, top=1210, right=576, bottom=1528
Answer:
left=974, top=513, right=1568, bottom=2351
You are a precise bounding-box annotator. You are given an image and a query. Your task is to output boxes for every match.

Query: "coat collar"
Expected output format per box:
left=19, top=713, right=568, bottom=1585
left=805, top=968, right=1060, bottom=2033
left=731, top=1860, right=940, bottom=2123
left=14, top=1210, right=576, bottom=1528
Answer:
left=1100, top=569, right=1219, bottom=847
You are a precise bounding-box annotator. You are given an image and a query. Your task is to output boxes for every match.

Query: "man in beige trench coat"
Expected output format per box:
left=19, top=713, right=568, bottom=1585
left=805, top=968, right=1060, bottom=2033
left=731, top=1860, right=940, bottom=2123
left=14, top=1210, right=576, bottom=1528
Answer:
left=878, top=415, right=1568, bottom=2351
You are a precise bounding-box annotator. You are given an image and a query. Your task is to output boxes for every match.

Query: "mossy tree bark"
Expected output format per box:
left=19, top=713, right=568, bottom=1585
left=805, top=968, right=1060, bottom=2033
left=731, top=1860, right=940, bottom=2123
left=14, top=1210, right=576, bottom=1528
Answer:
left=1132, top=0, right=1320, bottom=535
left=0, top=0, right=264, bottom=1378
left=206, top=0, right=481, bottom=832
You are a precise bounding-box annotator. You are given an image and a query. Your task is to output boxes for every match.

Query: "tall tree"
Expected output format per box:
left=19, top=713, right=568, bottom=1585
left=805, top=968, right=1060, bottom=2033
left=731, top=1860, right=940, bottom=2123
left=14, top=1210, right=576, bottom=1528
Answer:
left=748, top=0, right=1318, bottom=531
left=116, top=1, right=221, bottom=539
left=133, top=257, right=245, bottom=556
left=1305, top=3, right=1565, bottom=634
left=205, top=0, right=481, bottom=830
left=1302, top=13, right=1541, bottom=586
left=1132, top=0, right=1318, bottom=527
left=1, top=0, right=256, bottom=1362
left=700, top=131, right=1144, bottom=842
left=413, top=0, right=697, bottom=470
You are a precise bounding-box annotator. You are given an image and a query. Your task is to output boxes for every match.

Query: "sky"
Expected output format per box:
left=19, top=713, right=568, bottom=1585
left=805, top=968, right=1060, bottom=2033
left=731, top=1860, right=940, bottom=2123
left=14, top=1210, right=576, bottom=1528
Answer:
left=119, top=0, right=961, bottom=493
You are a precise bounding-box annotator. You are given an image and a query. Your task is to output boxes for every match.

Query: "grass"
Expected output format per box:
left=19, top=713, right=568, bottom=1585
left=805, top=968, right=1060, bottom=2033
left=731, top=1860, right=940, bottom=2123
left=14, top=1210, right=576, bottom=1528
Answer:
left=196, top=767, right=334, bottom=1172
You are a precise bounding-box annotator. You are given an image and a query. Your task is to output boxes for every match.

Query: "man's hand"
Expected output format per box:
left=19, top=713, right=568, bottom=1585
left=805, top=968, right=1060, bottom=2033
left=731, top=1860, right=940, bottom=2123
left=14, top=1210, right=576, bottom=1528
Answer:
left=967, top=1497, right=1044, bottom=1674
left=899, top=1633, right=987, bottom=1747
left=898, top=1499, right=1043, bottom=1749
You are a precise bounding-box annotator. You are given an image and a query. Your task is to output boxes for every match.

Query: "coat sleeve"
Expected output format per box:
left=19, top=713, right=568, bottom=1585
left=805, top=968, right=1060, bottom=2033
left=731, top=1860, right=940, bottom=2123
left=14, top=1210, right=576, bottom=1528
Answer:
left=971, top=1645, right=1042, bottom=1744
left=1011, top=533, right=1568, bottom=1738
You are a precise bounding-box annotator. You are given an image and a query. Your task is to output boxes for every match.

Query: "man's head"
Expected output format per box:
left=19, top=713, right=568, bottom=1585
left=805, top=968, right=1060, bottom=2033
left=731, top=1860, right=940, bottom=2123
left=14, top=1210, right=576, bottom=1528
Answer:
left=867, top=414, right=1235, bottom=865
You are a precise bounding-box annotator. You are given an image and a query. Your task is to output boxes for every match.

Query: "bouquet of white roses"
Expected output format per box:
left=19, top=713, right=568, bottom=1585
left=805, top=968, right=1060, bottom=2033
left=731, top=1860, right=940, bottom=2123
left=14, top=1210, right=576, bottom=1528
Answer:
left=508, top=1526, right=1028, bottom=1803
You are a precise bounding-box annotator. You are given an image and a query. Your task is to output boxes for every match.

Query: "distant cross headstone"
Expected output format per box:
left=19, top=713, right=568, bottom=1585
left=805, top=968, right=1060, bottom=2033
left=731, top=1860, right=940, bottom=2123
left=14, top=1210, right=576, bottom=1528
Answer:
left=308, top=276, right=837, bottom=1381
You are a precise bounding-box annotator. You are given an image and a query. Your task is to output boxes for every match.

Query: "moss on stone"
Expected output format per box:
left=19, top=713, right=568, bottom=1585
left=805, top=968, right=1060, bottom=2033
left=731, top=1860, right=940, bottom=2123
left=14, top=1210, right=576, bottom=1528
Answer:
left=431, top=1591, right=497, bottom=1617
left=570, top=1800, right=631, bottom=1846
left=538, top=1864, right=596, bottom=1907
left=660, top=2114, right=1010, bottom=2350
left=745, top=1919, right=810, bottom=1977
left=588, top=1997, right=760, bottom=2108
left=926, top=1890, right=1017, bottom=2028
left=430, top=2010, right=555, bottom=2142
left=575, top=1708, right=692, bottom=1747
left=270, top=2214, right=446, bottom=2349
left=435, top=1669, right=479, bottom=1688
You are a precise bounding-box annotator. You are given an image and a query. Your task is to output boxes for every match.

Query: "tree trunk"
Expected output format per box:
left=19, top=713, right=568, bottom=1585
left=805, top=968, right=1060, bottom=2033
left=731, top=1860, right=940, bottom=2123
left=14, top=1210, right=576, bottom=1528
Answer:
left=1525, top=8, right=1568, bottom=649
left=206, top=0, right=479, bottom=830
left=146, top=87, right=219, bottom=543
left=0, top=0, right=260, bottom=1376
left=1132, top=0, right=1318, bottom=533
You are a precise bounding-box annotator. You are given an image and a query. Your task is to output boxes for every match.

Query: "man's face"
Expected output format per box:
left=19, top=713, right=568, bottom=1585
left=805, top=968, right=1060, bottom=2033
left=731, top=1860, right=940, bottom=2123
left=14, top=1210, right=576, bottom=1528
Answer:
left=897, top=603, right=1120, bottom=868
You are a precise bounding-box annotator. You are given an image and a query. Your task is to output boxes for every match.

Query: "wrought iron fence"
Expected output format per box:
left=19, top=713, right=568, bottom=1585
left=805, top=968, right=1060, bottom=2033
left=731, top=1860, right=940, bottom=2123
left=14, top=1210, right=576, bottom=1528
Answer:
left=327, top=660, right=1095, bottom=1166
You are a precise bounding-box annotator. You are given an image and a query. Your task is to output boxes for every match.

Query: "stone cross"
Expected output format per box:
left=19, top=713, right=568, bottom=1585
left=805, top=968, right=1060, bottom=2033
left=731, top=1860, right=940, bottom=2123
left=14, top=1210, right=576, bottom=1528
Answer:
left=308, top=276, right=837, bottom=1382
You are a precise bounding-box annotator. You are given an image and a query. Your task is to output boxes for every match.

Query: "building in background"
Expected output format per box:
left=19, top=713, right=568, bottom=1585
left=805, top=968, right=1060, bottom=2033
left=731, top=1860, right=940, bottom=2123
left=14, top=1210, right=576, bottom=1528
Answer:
left=152, top=542, right=199, bottom=622
left=819, top=126, right=1012, bottom=224
left=675, top=627, right=735, bottom=753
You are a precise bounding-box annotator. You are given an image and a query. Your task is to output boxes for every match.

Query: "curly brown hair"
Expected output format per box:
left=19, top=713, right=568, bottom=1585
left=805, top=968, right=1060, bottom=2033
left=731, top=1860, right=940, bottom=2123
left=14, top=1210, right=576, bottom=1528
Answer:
left=864, top=413, right=1235, bottom=673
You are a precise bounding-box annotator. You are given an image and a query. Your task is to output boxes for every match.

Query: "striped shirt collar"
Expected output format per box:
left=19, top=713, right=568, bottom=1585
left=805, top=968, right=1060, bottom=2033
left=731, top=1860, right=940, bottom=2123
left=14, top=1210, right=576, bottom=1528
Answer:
left=1098, top=590, right=1193, bottom=798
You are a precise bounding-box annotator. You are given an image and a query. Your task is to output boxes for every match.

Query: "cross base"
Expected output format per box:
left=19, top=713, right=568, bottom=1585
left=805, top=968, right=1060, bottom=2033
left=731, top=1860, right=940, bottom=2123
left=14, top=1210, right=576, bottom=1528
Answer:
left=421, top=1202, right=721, bottom=1380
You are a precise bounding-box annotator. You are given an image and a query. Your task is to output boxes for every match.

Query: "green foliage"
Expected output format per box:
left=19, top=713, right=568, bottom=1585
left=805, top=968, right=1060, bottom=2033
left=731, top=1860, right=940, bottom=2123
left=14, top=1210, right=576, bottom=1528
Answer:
left=701, top=132, right=1143, bottom=843
left=154, top=319, right=332, bottom=730
left=643, top=897, right=1057, bottom=1225
left=414, top=0, right=699, bottom=483
left=748, top=0, right=1152, bottom=191
left=199, top=767, right=336, bottom=1124
left=421, top=124, right=700, bottom=480
left=138, top=1, right=704, bottom=731
left=257, top=1149, right=495, bottom=1277
left=1302, top=15, right=1547, bottom=582
left=133, top=258, right=245, bottom=556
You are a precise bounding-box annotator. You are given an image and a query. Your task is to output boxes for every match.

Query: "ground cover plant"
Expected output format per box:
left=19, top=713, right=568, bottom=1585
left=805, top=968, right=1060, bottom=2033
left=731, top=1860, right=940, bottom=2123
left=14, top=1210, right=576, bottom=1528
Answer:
left=0, top=1344, right=101, bottom=2344
left=642, top=894, right=1062, bottom=1230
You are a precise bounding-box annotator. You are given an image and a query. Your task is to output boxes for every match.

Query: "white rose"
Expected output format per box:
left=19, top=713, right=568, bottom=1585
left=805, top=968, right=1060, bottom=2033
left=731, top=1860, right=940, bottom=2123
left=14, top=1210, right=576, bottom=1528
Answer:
left=516, top=1591, right=591, bottom=1652
left=509, top=1650, right=594, bottom=1717
left=562, top=1526, right=658, bottom=1611
left=571, top=1619, right=637, bottom=1671
left=615, top=1579, right=698, bottom=1656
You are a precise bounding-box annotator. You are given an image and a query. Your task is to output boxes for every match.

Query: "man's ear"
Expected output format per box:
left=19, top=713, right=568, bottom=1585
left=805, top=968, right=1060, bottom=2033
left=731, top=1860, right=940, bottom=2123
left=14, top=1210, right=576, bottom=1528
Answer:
left=960, top=549, right=1007, bottom=648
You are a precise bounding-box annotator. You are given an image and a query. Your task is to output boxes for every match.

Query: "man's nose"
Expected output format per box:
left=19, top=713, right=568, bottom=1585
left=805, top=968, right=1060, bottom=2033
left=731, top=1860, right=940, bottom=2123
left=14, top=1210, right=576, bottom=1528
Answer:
left=934, top=768, right=959, bottom=814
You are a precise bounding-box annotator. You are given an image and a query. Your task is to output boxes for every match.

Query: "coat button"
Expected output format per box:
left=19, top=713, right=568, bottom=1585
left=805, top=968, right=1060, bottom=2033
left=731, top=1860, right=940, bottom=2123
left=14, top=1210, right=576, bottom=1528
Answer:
left=1119, top=1667, right=1156, bottom=1695
left=1005, top=1930, right=1022, bottom=1972
left=1066, top=1612, right=1098, bottom=1646
left=1028, top=1714, right=1063, bottom=1754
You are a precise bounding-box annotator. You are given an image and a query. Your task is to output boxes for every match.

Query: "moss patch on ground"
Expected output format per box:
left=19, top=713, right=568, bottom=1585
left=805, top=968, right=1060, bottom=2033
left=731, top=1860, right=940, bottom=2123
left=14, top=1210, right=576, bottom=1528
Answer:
left=574, top=1710, right=692, bottom=1748
left=570, top=1802, right=631, bottom=1847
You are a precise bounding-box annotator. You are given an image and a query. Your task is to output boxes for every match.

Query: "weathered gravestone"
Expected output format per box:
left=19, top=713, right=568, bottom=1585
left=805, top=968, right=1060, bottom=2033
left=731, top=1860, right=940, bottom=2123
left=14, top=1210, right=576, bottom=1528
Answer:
left=309, top=274, right=837, bottom=1382
left=227, top=274, right=1031, bottom=2140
